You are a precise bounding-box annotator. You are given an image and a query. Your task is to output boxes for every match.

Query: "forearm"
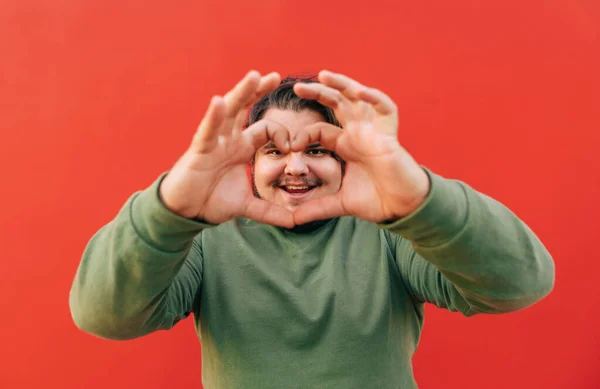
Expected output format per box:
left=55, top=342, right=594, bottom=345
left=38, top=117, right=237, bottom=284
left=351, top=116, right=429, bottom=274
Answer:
left=69, top=174, right=207, bottom=339
left=383, top=169, right=555, bottom=314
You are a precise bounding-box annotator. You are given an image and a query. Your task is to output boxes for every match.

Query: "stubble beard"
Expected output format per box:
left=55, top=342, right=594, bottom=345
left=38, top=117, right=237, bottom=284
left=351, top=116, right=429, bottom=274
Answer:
left=249, top=160, right=334, bottom=232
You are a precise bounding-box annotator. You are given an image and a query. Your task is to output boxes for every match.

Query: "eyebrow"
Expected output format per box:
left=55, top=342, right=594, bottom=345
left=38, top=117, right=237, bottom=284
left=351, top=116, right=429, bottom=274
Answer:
left=260, top=142, right=323, bottom=150
left=260, top=142, right=277, bottom=150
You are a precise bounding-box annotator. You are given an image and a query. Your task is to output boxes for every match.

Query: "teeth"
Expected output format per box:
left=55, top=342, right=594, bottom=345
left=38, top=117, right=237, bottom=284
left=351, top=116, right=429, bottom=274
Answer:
left=286, top=186, right=309, bottom=190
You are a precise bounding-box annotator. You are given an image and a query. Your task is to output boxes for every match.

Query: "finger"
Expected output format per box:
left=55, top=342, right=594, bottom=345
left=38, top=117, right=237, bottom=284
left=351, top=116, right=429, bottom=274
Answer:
left=320, top=71, right=397, bottom=115
left=223, top=71, right=280, bottom=118
left=292, top=122, right=343, bottom=153
left=254, top=72, right=281, bottom=101
left=355, top=87, right=397, bottom=115
left=191, top=96, right=227, bottom=153
left=223, top=70, right=262, bottom=116
left=243, top=119, right=291, bottom=153
left=224, top=72, right=281, bottom=139
left=243, top=197, right=295, bottom=228
left=217, top=71, right=261, bottom=138
left=293, top=82, right=346, bottom=109
left=231, top=108, right=248, bottom=140
left=292, top=194, right=346, bottom=225
left=318, top=70, right=363, bottom=101
left=293, top=83, right=353, bottom=126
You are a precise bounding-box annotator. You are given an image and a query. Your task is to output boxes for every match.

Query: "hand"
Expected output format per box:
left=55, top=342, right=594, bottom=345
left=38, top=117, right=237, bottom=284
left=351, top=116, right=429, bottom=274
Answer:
left=291, top=70, right=431, bottom=225
left=159, top=70, right=296, bottom=228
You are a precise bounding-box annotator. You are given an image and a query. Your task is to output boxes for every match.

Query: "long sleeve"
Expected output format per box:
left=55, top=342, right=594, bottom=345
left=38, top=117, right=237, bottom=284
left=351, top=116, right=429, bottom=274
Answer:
left=69, top=174, right=211, bottom=340
left=381, top=169, right=555, bottom=316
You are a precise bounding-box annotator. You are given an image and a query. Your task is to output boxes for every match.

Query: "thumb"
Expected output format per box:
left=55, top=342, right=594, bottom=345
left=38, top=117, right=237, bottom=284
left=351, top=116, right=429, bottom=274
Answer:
left=292, top=194, right=346, bottom=225
left=241, top=196, right=295, bottom=228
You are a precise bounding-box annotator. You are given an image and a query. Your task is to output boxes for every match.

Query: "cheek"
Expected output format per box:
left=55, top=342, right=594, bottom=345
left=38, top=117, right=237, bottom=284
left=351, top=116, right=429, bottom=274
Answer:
left=310, top=159, right=343, bottom=187
left=254, top=160, right=283, bottom=188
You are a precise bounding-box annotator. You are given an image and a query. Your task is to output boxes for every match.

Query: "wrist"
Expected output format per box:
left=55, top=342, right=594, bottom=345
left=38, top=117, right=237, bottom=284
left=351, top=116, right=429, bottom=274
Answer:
left=404, top=166, right=431, bottom=214
left=386, top=166, right=431, bottom=221
left=158, top=173, right=199, bottom=220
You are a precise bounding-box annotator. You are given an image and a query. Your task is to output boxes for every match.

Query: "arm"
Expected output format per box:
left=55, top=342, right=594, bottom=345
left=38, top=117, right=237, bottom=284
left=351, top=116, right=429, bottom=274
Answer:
left=69, top=71, right=296, bottom=340
left=288, top=70, right=554, bottom=314
left=383, top=169, right=555, bottom=316
left=69, top=174, right=209, bottom=340
left=69, top=71, right=298, bottom=340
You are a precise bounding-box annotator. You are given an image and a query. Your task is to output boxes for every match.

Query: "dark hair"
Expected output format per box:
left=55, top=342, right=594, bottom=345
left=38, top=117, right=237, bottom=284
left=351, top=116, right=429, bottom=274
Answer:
left=246, top=76, right=341, bottom=128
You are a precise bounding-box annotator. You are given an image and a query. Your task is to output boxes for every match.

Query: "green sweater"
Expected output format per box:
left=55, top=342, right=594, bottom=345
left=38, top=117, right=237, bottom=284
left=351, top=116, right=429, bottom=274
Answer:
left=69, top=169, right=554, bottom=389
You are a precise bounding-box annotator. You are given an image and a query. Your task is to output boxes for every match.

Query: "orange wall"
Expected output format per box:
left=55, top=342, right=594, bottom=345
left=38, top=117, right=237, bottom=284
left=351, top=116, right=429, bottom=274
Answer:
left=1, top=1, right=599, bottom=388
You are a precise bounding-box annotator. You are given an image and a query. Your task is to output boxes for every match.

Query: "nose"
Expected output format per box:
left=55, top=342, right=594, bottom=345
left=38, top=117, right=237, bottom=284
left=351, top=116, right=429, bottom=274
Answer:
left=284, top=152, right=309, bottom=176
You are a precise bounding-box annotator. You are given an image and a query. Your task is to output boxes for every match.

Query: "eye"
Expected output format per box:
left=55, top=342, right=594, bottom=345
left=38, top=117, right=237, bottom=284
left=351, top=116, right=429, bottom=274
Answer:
left=265, top=149, right=282, bottom=156
left=306, top=149, right=328, bottom=156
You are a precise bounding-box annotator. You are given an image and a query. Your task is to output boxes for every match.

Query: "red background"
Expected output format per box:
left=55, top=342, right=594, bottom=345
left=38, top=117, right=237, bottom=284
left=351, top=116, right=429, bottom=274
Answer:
left=1, top=1, right=599, bottom=388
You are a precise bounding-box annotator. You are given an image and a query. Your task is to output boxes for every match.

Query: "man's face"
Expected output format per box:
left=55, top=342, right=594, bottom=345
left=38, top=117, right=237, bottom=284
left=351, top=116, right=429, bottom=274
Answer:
left=252, top=108, right=343, bottom=212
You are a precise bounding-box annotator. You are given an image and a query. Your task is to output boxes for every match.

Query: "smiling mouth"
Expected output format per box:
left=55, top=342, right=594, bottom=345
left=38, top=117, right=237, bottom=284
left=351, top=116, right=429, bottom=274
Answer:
left=279, top=185, right=317, bottom=195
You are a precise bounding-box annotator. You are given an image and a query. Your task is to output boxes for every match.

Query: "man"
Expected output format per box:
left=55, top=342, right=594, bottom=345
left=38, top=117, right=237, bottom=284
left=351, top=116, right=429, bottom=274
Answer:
left=69, top=70, right=555, bottom=389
